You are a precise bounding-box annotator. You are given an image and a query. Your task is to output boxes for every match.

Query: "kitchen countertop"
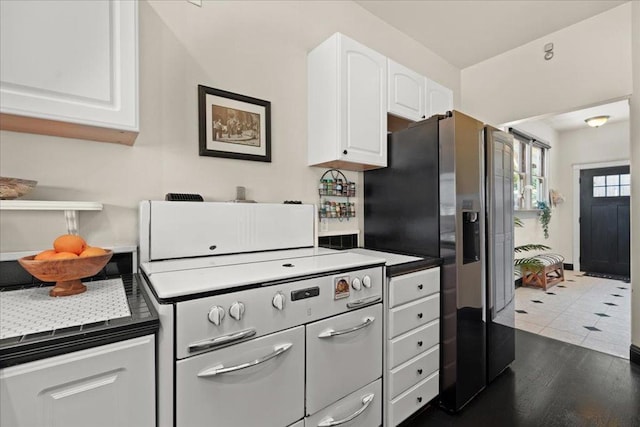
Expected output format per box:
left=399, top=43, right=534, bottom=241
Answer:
left=0, top=273, right=159, bottom=368
left=347, top=248, right=442, bottom=276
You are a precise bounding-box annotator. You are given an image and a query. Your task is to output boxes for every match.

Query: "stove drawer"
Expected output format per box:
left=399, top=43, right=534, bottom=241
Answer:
left=389, top=268, right=439, bottom=308
left=305, top=379, right=381, bottom=427
left=306, top=304, right=383, bottom=415
left=176, top=326, right=304, bottom=427
left=387, top=371, right=439, bottom=427
left=387, top=319, right=439, bottom=368
left=388, top=345, right=439, bottom=399
left=388, top=293, right=440, bottom=339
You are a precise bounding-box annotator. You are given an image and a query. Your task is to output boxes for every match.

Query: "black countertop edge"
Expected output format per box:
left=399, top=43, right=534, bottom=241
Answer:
left=146, top=262, right=387, bottom=304
left=386, top=257, right=443, bottom=277
left=0, top=273, right=159, bottom=369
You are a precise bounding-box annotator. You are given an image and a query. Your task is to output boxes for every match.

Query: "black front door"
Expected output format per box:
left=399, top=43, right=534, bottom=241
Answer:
left=579, top=166, right=630, bottom=277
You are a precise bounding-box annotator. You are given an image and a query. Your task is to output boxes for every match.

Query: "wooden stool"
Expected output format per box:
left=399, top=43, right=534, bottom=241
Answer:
left=522, top=254, right=565, bottom=291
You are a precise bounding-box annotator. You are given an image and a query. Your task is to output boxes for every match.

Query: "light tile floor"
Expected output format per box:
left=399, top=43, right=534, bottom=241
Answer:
left=513, top=270, right=631, bottom=359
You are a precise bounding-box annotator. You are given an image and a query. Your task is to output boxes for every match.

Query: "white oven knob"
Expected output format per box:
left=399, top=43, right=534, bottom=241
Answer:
left=351, top=277, right=362, bottom=291
left=229, top=302, right=245, bottom=321
left=362, top=275, right=372, bottom=288
left=207, top=306, right=225, bottom=326
left=272, top=292, right=285, bottom=310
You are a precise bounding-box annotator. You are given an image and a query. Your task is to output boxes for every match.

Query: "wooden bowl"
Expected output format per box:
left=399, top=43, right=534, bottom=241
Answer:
left=18, top=250, right=113, bottom=297
left=0, top=177, right=38, bottom=200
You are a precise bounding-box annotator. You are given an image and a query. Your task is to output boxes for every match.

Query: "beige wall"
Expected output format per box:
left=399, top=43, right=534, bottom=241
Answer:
left=461, top=3, right=632, bottom=126
left=0, top=0, right=460, bottom=253
left=630, top=0, right=639, bottom=351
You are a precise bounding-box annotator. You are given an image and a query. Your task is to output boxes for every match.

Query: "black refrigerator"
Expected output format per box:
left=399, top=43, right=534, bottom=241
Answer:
left=364, top=111, right=515, bottom=413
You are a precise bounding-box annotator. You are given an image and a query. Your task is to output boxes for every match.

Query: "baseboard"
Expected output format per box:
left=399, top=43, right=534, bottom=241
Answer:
left=631, top=345, right=640, bottom=366
left=563, top=263, right=574, bottom=271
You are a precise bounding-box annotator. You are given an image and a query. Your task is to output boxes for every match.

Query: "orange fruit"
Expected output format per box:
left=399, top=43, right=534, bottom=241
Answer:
left=79, top=247, right=107, bottom=257
left=53, top=234, right=87, bottom=255
left=34, top=249, right=57, bottom=260
left=50, top=252, right=79, bottom=260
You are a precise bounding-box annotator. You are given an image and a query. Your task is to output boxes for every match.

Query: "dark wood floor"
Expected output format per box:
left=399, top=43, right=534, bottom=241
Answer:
left=406, top=330, right=640, bottom=427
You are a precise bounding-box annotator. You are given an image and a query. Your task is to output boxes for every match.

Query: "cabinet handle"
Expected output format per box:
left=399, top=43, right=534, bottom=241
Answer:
left=421, top=115, right=426, bottom=119
left=417, top=340, right=423, bottom=347
left=417, top=368, right=423, bottom=375
left=417, top=313, right=423, bottom=319
left=417, top=397, right=423, bottom=404
left=418, top=284, right=423, bottom=290
left=343, top=149, right=348, bottom=155
left=317, top=393, right=375, bottom=426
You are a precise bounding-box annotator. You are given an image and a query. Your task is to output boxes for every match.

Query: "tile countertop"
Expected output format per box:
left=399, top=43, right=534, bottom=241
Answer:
left=0, top=273, right=159, bottom=368
left=347, top=248, right=442, bottom=276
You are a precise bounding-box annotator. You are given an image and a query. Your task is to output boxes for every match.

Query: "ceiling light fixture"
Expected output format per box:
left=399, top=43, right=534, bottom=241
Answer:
left=584, top=115, right=610, bottom=128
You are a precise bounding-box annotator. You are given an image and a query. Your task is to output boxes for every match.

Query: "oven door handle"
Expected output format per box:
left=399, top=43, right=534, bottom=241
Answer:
left=346, top=295, right=382, bottom=309
left=188, top=328, right=257, bottom=353
left=318, top=316, right=375, bottom=338
left=197, top=343, right=292, bottom=377
left=317, top=393, right=375, bottom=427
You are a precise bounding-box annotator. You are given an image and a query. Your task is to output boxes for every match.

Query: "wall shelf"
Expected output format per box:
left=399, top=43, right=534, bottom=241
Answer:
left=0, top=200, right=103, bottom=234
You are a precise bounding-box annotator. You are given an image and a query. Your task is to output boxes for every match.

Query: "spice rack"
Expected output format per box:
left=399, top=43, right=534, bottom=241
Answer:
left=318, top=169, right=355, bottom=220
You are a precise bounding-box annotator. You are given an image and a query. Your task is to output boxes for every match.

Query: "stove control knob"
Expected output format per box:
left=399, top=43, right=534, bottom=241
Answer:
left=362, top=275, right=372, bottom=288
left=229, top=302, right=245, bottom=321
left=272, top=292, right=286, bottom=310
left=351, top=277, right=362, bottom=291
left=208, top=306, right=225, bottom=326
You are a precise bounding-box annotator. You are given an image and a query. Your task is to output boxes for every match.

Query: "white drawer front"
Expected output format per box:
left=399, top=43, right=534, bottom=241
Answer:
left=388, top=345, right=439, bottom=399
left=389, top=268, right=440, bottom=308
left=176, top=326, right=304, bottom=427
left=387, top=371, right=439, bottom=427
left=388, top=294, right=440, bottom=339
left=388, top=320, right=439, bottom=368
left=305, top=379, right=381, bottom=427
left=306, top=304, right=383, bottom=415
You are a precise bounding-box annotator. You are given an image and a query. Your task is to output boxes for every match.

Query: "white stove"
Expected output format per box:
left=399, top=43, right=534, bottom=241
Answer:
left=138, top=201, right=385, bottom=427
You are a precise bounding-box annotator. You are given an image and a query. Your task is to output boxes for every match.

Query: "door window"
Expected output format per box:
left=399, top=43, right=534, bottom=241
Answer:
left=592, top=174, right=631, bottom=198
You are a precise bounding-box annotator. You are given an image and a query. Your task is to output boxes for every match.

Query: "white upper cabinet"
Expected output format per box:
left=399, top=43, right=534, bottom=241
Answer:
left=0, top=0, right=138, bottom=145
left=426, top=78, right=454, bottom=118
left=387, top=59, right=426, bottom=122
left=308, top=33, right=387, bottom=171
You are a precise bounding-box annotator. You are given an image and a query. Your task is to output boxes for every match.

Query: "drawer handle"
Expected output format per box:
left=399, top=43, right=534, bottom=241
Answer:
left=417, top=313, right=423, bottom=319
left=418, top=284, right=423, bottom=290
left=417, top=396, right=423, bottom=404
left=417, top=340, right=423, bottom=347
left=197, top=343, right=292, bottom=377
left=188, top=328, right=256, bottom=353
left=417, top=368, right=423, bottom=375
left=318, top=317, right=375, bottom=338
left=317, top=393, right=375, bottom=426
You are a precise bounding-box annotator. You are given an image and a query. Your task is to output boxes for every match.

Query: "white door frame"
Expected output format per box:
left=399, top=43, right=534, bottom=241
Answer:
left=572, top=159, right=631, bottom=271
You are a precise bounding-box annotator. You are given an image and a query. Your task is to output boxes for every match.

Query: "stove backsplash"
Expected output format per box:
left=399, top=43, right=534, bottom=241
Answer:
left=318, top=233, right=358, bottom=250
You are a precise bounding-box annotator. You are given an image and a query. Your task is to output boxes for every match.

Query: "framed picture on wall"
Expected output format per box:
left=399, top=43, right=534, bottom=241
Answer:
left=198, top=85, right=271, bottom=162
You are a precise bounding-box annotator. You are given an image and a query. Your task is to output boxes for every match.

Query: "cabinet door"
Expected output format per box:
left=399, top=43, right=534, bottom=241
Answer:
left=425, top=78, right=453, bottom=117
left=339, top=36, right=387, bottom=168
left=388, top=60, right=425, bottom=121
left=0, top=0, right=138, bottom=140
left=0, top=335, right=155, bottom=427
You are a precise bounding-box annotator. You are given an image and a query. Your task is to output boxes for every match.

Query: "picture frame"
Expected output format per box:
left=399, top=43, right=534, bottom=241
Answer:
left=198, top=85, right=271, bottom=162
